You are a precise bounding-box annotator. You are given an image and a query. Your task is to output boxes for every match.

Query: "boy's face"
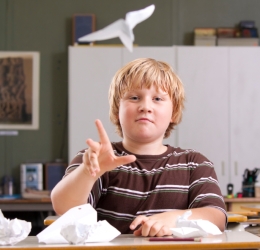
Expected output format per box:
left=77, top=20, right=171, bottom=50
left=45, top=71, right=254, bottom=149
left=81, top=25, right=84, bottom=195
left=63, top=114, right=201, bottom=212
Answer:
left=119, top=85, right=173, bottom=143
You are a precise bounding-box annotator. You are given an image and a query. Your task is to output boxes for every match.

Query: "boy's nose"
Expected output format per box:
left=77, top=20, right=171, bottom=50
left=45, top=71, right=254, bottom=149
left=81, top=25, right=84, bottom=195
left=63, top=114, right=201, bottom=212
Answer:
left=138, top=99, right=152, bottom=112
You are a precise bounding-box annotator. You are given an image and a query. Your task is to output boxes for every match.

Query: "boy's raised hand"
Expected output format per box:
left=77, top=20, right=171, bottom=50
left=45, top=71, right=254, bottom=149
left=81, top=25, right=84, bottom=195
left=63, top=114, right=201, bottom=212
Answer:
left=83, top=119, right=136, bottom=177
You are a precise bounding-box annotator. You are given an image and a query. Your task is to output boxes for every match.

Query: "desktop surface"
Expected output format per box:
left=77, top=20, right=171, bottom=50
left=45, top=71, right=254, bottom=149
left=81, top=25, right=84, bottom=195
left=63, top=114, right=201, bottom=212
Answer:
left=2, top=231, right=260, bottom=250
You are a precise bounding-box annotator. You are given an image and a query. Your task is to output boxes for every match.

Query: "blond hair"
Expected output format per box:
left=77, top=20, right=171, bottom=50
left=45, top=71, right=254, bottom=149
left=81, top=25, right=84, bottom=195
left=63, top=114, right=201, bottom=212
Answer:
left=109, top=58, right=185, bottom=138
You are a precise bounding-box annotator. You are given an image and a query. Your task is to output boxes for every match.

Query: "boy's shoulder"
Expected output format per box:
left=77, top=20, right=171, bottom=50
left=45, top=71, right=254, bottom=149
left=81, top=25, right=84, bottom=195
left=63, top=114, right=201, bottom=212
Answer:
left=164, top=144, right=200, bottom=155
left=165, top=145, right=212, bottom=164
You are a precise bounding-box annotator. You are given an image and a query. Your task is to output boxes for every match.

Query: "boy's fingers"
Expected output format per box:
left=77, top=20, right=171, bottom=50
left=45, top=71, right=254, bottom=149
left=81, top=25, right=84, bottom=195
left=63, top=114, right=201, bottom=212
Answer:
left=116, top=155, right=136, bottom=167
left=157, top=226, right=172, bottom=237
left=133, top=227, right=142, bottom=236
left=95, top=119, right=110, bottom=144
left=145, top=221, right=161, bottom=237
left=89, top=150, right=99, bottom=176
left=85, top=152, right=98, bottom=176
left=86, top=139, right=101, bottom=153
left=84, top=143, right=101, bottom=176
left=130, top=215, right=148, bottom=230
left=138, top=219, right=157, bottom=236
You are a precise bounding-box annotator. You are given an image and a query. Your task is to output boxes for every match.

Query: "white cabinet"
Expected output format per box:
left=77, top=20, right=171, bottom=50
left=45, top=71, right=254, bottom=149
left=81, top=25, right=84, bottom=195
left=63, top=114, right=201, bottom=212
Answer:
left=229, top=48, right=260, bottom=193
left=177, top=47, right=230, bottom=195
left=176, top=47, right=260, bottom=196
left=68, top=47, right=122, bottom=161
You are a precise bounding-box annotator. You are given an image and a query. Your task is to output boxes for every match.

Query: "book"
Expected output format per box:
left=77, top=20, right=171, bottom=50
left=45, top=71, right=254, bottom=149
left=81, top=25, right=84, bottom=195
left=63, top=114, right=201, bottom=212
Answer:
left=217, top=28, right=238, bottom=38
left=240, top=20, right=255, bottom=29
left=194, top=28, right=216, bottom=36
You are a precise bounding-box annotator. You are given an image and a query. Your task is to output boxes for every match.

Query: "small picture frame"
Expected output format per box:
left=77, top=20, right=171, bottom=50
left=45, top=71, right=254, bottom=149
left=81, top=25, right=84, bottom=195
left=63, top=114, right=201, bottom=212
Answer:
left=72, top=14, right=96, bottom=45
left=0, top=51, right=40, bottom=130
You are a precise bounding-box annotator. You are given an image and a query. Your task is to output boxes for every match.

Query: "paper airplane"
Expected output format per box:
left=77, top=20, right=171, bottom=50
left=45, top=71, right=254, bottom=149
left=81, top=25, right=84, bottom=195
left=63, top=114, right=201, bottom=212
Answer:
left=78, top=4, right=155, bottom=52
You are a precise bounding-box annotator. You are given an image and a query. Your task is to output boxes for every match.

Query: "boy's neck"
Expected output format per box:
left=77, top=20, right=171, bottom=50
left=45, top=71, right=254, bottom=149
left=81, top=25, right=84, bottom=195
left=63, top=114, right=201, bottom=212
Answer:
left=122, top=139, right=167, bottom=155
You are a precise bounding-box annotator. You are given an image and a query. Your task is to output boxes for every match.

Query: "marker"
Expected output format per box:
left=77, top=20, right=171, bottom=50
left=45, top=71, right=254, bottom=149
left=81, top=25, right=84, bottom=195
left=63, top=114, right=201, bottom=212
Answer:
left=149, top=237, right=201, bottom=242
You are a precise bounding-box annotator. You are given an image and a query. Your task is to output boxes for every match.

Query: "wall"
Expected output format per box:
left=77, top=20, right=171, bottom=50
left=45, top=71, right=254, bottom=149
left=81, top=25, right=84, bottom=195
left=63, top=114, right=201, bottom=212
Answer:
left=0, top=0, right=260, bottom=192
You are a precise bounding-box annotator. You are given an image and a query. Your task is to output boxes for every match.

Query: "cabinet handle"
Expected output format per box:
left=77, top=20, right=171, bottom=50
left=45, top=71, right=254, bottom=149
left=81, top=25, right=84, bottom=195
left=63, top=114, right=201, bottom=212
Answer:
left=234, top=161, right=238, bottom=175
left=221, top=161, right=225, bottom=176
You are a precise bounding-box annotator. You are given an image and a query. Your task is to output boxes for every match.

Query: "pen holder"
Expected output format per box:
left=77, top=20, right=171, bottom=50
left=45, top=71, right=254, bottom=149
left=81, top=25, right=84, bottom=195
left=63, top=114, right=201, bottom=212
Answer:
left=242, top=182, right=255, bottom=197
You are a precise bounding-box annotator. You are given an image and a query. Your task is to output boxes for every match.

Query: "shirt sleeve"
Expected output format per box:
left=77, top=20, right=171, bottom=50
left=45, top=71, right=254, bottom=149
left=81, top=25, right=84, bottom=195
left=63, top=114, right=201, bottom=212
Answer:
left=187, top=151, right=227, bottom=222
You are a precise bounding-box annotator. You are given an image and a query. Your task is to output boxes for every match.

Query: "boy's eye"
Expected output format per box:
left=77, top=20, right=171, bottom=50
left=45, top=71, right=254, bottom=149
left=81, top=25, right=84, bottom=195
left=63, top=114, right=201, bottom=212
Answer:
left=130, top=96, right=139, bottom=100
left=154, top=97, right=162, bottom=101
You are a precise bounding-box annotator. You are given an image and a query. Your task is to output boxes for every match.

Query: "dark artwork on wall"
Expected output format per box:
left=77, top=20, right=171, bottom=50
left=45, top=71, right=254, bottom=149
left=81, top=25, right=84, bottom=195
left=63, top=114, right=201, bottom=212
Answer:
left=0, top=52, right=39, bottom=130
left=0, top=57, right=32, bottom=124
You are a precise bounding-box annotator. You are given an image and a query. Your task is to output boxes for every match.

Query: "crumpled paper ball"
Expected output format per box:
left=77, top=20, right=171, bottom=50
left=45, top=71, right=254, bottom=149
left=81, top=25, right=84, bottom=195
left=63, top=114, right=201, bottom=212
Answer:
left=170, top=210, right=222, bottom=238
left=0, top=210, right=31, bottom=245
left=60, top=220, right=120, bottom=244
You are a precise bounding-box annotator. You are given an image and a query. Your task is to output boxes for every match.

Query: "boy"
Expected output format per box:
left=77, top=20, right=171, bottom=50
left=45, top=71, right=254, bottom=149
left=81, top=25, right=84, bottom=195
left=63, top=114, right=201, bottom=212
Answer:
left=51, top=58, right=226, bottom=237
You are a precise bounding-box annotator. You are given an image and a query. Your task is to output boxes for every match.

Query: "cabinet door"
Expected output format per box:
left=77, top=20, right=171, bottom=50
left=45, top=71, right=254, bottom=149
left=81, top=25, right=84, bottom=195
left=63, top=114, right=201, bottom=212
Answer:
left=177, top=47, right=229, bottom=196
left=123, top=46, right=177, bottom=145
left=68, top=47, right=122, bottom=162
left=229, top=48, right=260, bottom=194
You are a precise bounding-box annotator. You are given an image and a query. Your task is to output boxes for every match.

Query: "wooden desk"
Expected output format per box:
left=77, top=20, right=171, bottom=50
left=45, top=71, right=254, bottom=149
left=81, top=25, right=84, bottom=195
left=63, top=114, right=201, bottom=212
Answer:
left=241, top=204, right=260, bottom=213
left=0, top=198, right=53, bottom=212
left=227, top=211, right=258, bottom=216
left=224, top=197, right=260, bottom=211
left=44, top=215, right=58, bottom=225
left=239, top=204, right=260, bottom=225
left=227, top=213, right=247, bottom=222
left=1, top=232, right=260, bottom=249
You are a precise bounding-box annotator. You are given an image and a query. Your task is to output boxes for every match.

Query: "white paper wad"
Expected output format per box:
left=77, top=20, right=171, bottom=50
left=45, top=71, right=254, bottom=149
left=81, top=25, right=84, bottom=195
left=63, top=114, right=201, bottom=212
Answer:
left=170, top=210, right=222, bottom=238
left=37, top=204, right=120, bottom=244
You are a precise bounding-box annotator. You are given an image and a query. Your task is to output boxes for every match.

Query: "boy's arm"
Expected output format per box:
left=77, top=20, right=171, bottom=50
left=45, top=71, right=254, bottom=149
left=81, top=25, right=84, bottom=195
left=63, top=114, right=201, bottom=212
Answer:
left=51, top=119, right=136, bottom=215
left=51, top=162, right=98, bottom=215
left=130, top=207, right=226, bottom=237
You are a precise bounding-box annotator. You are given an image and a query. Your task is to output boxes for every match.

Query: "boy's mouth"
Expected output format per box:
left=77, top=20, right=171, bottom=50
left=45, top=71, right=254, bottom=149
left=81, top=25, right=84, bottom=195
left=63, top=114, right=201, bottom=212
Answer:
left=136, top=118, right=152, bottom=122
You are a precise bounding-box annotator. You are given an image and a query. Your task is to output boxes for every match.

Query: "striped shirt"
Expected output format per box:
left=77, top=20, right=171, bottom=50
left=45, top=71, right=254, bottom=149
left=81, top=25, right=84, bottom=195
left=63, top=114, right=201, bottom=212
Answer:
left=66, top=142, right=227, bottom=233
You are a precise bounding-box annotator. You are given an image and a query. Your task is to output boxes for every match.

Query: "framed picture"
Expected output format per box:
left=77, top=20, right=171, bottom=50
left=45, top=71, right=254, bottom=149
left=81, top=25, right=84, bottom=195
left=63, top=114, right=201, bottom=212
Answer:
left=0, top=51, right=40, bottom=130
left=72, top=14, right=95, bottom=45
